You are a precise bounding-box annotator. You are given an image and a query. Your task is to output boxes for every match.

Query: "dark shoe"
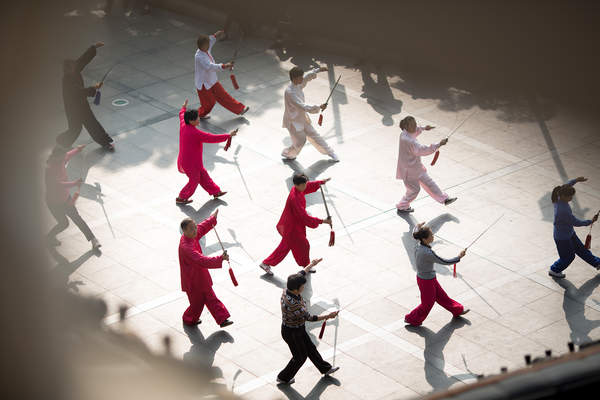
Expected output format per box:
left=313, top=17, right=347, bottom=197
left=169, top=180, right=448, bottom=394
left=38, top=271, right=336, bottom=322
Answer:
left=220, top=319, right=233, bottom=328
left=324, top=366, right=339, bottom=376
left=404, top=318, right=421, bottom=327
left=457, top=308, right=470, bottom=317
left=548, top=270, right=566, bottom=279
left=444, top=197, right=457, bottom=206
left=213, top=191, right=227, bottom=199
left=176, top=197, right=193, bottom=205
left=240, top=106, right=250, bottom=115
left=276, top=377, right=295, bottom=385
left=397, top=207, right=414, bottom=214
left=183, top=320, right=201, bottom=326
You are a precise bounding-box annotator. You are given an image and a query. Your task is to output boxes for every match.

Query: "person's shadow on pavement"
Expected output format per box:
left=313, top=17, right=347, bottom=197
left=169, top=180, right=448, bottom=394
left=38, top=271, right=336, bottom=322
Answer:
left=182, top=324, right=234, bottom=380
left=405, top=317, right=476, bottom=391
left=554, top=275, right=600, bottom=346
left=277, top=375, right=341, bottom=400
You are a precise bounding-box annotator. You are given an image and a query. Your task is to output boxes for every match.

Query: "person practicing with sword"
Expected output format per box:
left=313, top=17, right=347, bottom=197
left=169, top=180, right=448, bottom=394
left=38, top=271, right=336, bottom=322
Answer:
left=277, top=258, right=340, bottom=385
left=179, top=209, right=233, bottom=328
left=281, top=66, right=339, bottom=161
left=259, top=173, right=332, bottom=275
left=194, top=30, right=249, bottom=119
left=176, top=99, right=238, bottom=205
left=45, top=144, right=101, bottom=250
left=404, top=222, right=469, bottom=326
left=548, top=176, right=600, bottom=279
left=57, top=41, right=115, bottom=151
left=396, top=116, right=456, bottom=213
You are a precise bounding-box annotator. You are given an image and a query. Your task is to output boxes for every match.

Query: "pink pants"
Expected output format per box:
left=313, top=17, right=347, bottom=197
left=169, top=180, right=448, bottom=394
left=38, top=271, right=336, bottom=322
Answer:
left=263, top=235, right=310, bottom=267
left=197, top=82, right=245, bottom=118
left=178, top=168, right=220, bottom=199
left=405, top=276, right=463, bottom=326
left=183, top=288, right=230, bottom=325
left=396, top=172, right=448, bottom=210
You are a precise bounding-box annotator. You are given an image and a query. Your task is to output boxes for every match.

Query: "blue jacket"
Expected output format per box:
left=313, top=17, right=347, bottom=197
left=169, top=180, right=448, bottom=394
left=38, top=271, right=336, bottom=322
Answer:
left=553, top=180, right=592, bottom=241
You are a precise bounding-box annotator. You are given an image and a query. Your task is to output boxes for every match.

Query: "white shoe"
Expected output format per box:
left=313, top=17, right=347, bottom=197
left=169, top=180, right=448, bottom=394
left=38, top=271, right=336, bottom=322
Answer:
left=91, top=237, right=102, bottom=250
left=329, top=153, right=340, bottom=162
left=548, top=270, right=566, bottom=279
left=259, top=262, right=274, bottom=276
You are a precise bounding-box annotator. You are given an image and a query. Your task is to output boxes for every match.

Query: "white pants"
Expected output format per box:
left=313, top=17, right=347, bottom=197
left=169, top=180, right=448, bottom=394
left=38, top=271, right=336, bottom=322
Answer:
left=396, top=172, right=448, bottom=209
left=281, top=123, right=334, bottom=159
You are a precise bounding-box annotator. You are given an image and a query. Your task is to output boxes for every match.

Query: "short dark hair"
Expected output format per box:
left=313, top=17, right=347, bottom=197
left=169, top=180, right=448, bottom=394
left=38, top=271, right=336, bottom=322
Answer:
left=197, top=34, right=210, bottom=49
left=413, top=226, right=432, bottom=243
left=287, top=272, right=307, bottom=291
left=289, top=66, right=304, bottom=81
left=184, top=109, right=199, bottom=125
left=400, top=116, right=416, bottom=131
left=180, top=218, right=194, bottom=232
left=292, top=173, right=308, bottom=186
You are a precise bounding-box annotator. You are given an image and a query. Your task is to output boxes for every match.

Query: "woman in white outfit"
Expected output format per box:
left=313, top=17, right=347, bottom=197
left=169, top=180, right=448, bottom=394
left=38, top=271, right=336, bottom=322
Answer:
left=396, top=116, right=456, bottom=213
left=281, top=66, right=339, bottom=161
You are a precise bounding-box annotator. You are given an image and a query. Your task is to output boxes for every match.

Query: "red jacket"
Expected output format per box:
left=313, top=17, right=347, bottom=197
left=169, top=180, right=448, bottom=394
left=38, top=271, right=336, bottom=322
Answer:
left=276, top=180, right=324, bottom=239
left=179, top=215, right=223, bottom=292
left=45, top=147, right=82, bottom=204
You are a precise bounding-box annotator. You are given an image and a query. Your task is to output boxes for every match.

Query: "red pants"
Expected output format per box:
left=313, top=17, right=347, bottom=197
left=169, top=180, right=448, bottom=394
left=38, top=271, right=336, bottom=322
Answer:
left=179, top=168, right=220, bottom=199
left=183, top=288, right=230, bottom=325
left=197, top=82, right=245, bottom=117
left=263, top=235, right=310, bottom=267
left=405, top=277, right=463, bottom=326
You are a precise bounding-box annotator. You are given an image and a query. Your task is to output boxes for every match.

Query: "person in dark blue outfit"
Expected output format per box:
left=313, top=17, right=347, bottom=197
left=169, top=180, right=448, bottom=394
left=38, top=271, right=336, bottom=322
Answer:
left=549, top=176, right=600, bottom=278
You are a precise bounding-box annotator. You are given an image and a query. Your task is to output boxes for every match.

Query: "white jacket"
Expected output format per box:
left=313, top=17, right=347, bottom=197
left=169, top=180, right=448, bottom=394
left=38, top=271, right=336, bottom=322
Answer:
left=282, top=68, right=321, bottom=131
left=396, top=127, right=440, bottom=180
left=194, top=35, right=223, bottom=90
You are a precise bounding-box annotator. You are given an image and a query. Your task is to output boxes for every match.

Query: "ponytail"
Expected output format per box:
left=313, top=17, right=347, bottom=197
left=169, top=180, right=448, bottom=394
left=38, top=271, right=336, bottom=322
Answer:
left=551, top=186, right=561, bottom=203
left=551, top=184, right=576, bottom=203
left=400, top=116, right=415, bottom=131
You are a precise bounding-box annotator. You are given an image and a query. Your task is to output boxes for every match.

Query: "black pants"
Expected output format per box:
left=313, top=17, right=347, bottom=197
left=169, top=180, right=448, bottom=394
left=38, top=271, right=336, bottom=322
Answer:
left=277, top=324, right=331, bottom=382
left=47, top=198, right=95, bottom=241
left=57, top=106, right=113, bottom=148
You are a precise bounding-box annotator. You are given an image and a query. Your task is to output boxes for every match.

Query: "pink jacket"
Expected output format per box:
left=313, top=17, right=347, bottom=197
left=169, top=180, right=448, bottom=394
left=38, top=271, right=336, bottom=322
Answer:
left=177, top=107, right=230, bottom=176
left=396, top=127, right=439, bottom=180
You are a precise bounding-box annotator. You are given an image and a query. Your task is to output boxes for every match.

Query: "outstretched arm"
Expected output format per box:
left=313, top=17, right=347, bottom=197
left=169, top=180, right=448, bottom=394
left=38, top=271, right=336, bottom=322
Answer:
left=75, top=42, right=102, bottom=72
left=411, top=139, right=439, bottom=157
left=193, top=127, right=231, bottom=144
left=304, top=180, right=326, bottom=194
left=196, top=214, right=217, bottom=239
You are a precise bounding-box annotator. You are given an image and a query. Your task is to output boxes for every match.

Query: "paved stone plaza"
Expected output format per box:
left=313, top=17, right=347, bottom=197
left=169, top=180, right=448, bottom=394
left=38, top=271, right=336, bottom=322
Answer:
left=45, top=6, right=600, bottom=400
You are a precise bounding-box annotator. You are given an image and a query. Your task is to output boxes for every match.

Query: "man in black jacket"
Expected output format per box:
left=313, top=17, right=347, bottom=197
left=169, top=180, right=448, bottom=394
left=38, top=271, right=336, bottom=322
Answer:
left=57, top=42, right=114, bottom=150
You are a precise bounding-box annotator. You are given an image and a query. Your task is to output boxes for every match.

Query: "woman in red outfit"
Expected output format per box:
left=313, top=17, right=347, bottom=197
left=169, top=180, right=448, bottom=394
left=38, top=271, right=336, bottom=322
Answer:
left=405, top=223, right=469, bottom=326
left=176, top=99, right=238, bottom=204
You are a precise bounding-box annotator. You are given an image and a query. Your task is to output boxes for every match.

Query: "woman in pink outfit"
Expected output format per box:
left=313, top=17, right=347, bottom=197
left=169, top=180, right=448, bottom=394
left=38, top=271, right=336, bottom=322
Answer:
left=176, top=99, right=238, bottom=205
left=396, top=116, right=456, bottom=213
